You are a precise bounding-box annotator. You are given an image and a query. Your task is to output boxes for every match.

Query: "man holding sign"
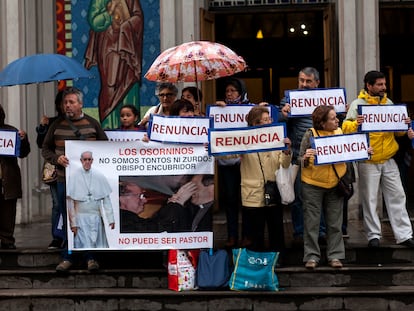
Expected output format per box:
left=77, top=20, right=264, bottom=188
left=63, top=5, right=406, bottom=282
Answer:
left=343, top=70, right=414, bottom=248
left=279, top=67, right=326, bottom=244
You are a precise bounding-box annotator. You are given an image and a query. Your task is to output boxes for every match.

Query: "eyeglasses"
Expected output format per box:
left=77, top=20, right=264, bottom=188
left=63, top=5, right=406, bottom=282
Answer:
left=157, top=93, right=175, bottom=98
left=81, top=158, right=93, bottom=161
left=121, top=193, right=146, bottom=199
left=260, top=118, right=273, bottom=124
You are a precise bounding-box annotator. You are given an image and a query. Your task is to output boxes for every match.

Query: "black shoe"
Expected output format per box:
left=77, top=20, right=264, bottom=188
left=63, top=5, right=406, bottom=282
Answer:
left=1, top=243, right=16, bottom=249
left=398, top=238, right=414, bottom=248
left=48, top=239, right=63, bottom=250
left=368, top=238, right=380, bottom=248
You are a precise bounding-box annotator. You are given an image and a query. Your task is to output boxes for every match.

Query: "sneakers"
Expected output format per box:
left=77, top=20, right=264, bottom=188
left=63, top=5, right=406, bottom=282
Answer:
left=56, top=260, right=72, bottom=272
left=329, top=259, right=343, bottom=268
left=48, top=239, right=63, bottom=250
left=368, top=238, right=380, bottom=248
left=87, top=259, right=100, bottom=271
left=305, top=259, right=318, bottom=270
left=398, top=238, right=414, bottom=248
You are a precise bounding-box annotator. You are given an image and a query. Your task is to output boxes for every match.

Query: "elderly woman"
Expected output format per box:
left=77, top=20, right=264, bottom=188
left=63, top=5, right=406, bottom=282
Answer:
left=240, top=105, right=291, bottom=253
left=300, top=105, right=346, bottom=269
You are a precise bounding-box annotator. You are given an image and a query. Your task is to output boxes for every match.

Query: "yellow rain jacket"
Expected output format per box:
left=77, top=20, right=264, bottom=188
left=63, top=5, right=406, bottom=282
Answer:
left=342, top=90, right=406, bottom=164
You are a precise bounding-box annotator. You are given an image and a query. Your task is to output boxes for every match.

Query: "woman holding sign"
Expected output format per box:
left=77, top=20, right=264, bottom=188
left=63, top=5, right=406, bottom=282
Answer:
left=299, top=105, right=345, bottom=269
left=240, top=106, right=291, bottom=254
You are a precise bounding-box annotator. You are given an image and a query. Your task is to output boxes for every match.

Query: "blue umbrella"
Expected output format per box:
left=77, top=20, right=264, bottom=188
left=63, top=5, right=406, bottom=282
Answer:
left=0, top=53, right=93, bottom=86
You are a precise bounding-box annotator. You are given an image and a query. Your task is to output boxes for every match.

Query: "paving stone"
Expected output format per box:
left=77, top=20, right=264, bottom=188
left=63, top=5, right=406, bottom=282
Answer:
left=32, top=298, right=75, bottom=311
left=0, top=298, right=32, bottom=311
left=299, top=297, right=344, bottom=310
left=344, top=297, right=389, bottom=311
left=119, top=298, right=162, bottom=311
left=75, top=298, right=119, bottom=311
left=0, top=276, right=32, bottom=289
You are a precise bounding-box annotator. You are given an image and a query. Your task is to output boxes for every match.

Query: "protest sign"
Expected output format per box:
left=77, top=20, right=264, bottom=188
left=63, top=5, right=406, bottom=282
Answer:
left=357, top=104, right=409, bottom=132
left=312, top=133, right=370, bottom=165
left=207, top=104, right=275, bottom=129
left=0, top=129, right=20, bottom=156
left=286, top=88, right=347, bottom=117
left=65, top=140, right=214, bottom=251
left=105, top=130, right=147, bottom=141
left=148, top=114, right=211, bottom=144
left=209, top=123, right=287, bottom=156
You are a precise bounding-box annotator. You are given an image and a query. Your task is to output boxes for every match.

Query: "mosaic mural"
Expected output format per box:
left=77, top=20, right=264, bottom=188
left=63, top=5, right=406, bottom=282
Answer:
left=56, top=0, right=160, bottom=129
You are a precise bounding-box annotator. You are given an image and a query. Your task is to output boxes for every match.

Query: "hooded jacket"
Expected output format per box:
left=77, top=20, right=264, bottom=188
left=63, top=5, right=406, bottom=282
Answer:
left=0, top=124, right=31, bottom=200
left=342, top=89, right=405, bottom=164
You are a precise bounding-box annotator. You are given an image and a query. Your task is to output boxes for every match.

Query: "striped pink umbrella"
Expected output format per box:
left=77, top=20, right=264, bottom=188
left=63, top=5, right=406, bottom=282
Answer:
left=144, top=41, right=247, bottom=83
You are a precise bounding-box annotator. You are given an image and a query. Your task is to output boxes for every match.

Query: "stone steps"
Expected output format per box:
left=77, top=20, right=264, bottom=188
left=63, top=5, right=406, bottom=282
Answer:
left=6, top=218, right=414, bottom=310
left=1, top=264, right=414, bottom=289
left=2, top=242, right=414, bottom=269
left=0, top=286, right=414, bottom=310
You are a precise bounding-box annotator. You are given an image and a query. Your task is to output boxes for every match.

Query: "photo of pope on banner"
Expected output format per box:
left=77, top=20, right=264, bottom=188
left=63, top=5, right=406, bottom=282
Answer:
left=65, top=139, right=214, bottom=251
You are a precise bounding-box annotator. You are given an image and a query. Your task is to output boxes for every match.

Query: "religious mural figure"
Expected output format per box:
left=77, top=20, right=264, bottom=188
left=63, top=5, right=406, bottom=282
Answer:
left=85, top=0, right=144, bottom=122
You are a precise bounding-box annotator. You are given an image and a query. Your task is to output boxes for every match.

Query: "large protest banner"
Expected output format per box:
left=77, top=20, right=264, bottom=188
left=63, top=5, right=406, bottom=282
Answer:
left=65, top=140, right=214, bottom=251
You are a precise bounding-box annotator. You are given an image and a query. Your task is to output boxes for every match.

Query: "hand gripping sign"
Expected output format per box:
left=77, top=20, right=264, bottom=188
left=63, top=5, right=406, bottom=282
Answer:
left=312, top=132, right=370, bottom=165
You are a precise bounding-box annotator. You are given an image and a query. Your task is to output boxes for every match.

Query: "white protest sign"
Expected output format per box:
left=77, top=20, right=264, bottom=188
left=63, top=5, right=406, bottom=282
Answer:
left=148, top=114, right=210, bottom=144
left=287, top=88, right=347, bottom=116
left=358, top=104, right=408, bottom=132
left=105, top=130, right=146, bottom=141
left=209, top=123, right=287, bottom=156
left=208, top=104, right=274, bottom=129
left=312, top=133, right=370, bottom=165
left=65, top=140, right=214, bottom=251
left=0, top=129, right=19, bottom=156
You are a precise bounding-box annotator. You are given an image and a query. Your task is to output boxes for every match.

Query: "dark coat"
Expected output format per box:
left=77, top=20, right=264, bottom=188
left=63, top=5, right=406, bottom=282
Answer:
left=0, top=124, right=31, bottom=200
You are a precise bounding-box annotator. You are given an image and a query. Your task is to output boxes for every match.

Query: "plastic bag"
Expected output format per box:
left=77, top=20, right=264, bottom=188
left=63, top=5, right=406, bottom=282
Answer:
left=196, top=249, right=231, bottom=290
left=229, top=248, right=279, bottom=291
left=275, top=164, right=297, bottom=205
left=168, top=249, right=199, bottom=291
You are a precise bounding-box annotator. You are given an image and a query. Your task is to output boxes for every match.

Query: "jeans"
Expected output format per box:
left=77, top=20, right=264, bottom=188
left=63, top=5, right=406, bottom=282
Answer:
left=49, top=182, right=62, bottom=240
